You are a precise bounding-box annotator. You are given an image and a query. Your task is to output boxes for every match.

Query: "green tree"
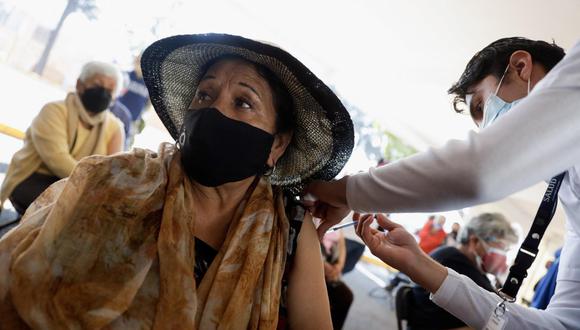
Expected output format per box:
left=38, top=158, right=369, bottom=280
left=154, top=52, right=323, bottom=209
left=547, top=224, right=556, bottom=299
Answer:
left=376, top=126, right=417, bottom=162
left=335, top=88, right=417, bottom=164
left=32, top=0, right=98, bottom=75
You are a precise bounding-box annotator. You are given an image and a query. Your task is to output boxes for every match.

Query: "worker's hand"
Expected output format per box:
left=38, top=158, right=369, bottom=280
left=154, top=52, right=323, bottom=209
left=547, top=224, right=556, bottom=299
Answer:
left=304, top=177, right=351, bottom=239
left=356, top=213, right=448, bottom=293
left=355, top=214, right=421, bottom=274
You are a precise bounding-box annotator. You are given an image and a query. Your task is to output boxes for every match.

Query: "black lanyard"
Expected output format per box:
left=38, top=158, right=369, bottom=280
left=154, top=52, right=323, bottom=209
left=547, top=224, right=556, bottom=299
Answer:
left=499, top=172, right=566, bottom=301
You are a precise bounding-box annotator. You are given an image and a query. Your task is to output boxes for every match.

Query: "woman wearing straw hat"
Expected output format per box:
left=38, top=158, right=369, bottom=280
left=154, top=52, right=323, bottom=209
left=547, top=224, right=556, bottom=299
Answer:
left=0, top=34, right=354, bottom=329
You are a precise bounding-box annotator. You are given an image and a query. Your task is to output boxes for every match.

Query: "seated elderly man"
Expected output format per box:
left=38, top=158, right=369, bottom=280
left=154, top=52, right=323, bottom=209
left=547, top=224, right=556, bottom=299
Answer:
left=406, top=212, right=518, bottom=330
left=0, top=61, right=124, bottom=216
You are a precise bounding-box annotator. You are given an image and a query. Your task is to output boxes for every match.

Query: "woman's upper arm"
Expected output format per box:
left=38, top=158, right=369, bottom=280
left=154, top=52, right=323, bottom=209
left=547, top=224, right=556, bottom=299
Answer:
left=286, top=213, right=332, bottom=330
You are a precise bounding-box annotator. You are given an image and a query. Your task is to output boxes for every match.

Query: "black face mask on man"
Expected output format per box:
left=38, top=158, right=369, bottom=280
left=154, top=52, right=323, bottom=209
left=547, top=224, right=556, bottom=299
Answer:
left=80, top=86, right=112, bottom=113
left=178, top=107, right=275, bottom=187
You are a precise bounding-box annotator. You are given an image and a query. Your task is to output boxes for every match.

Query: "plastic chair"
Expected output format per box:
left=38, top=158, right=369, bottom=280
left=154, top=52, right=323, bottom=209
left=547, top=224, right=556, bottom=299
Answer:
left=394, top=284, right=414, bottom=330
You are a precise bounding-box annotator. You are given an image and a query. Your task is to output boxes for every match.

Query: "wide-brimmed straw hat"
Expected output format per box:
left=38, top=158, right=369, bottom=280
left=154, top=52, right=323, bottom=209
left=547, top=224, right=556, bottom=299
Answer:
left=141, top=33, right=354, bottom=192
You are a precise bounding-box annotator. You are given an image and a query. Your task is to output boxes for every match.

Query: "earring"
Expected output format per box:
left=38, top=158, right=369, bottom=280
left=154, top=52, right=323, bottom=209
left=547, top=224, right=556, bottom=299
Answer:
left=176, top=131, right=186, bottom=149
left=263, top=165, right=275, bottom=177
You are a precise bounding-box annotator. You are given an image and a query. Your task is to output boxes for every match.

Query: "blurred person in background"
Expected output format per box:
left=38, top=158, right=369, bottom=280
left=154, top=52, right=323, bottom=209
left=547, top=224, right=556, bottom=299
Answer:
left=118, top=54, right=151, bottom=147
left=109, top=99, right=133, bottom=149
left=445, top=222, right=461, bottom=246
left=0, top=61, right=124, bottom=217
left=404, top=212, right=518, bottom=330
left=418, top=215, right=447, bottom=254
left=322, top=230, right=354, bottom=329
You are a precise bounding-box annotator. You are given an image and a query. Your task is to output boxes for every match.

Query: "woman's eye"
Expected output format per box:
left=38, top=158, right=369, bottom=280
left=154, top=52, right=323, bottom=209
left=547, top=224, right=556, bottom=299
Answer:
left=235, top=98, right=252, bottom=109
left=196, top=91, right=211, bottom=103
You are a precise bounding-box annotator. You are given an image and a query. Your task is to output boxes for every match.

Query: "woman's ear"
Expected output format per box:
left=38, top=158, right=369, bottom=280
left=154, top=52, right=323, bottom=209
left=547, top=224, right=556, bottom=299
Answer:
left=267, top=131, right=293, bottom=167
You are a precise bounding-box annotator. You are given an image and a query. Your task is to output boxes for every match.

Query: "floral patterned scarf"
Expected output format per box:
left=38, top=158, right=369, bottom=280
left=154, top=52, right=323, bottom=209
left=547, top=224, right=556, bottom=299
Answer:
left=0, top=143, right=289, bottom=329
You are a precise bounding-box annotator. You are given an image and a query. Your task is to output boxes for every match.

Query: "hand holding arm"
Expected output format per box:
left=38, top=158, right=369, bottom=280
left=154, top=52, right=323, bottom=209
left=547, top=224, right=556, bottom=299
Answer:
left=305, top=177, right=351, bottom=238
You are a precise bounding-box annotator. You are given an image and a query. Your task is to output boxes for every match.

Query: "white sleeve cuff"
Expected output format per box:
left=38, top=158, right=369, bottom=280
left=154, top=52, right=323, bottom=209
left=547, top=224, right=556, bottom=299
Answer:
left=430, top=267, right=460, bottom=307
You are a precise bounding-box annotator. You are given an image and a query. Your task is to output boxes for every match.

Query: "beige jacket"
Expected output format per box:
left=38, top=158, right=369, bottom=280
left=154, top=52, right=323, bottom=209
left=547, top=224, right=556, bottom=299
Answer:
left=0, top=92, right=121, bottom=206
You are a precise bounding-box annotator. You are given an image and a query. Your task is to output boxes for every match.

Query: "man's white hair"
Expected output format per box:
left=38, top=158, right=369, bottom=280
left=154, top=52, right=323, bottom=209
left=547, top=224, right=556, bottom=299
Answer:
left=78, top=61, right=123, bottom=96
left=458, top=213, right=518, bottom=245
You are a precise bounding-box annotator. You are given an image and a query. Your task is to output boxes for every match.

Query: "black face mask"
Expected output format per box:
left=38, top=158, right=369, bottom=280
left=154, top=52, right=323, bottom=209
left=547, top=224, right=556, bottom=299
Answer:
left=80, top=86, right=112, bottom=113
left=178, top=107, right=275, bottom=187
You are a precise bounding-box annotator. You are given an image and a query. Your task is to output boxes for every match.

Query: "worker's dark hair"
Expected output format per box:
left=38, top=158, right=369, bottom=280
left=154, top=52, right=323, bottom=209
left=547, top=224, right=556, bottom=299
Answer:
left=448, top=37, right=565, bottom=113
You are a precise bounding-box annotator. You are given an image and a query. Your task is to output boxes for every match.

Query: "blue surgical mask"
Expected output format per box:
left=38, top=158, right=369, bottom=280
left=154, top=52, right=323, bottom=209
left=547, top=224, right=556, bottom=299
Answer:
left=480, top=65, right=530, bottom=129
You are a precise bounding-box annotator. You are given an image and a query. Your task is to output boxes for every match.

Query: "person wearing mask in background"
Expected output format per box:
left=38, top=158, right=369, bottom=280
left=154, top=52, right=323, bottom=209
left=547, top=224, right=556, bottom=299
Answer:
left=308, top=37, right=580, bottom=329
left=321, top=230, right=354, bottom=329
left=406, top=212, right=517, bottom=330
left=418, top=215, right=447, bottom=254
left=0, top=61, right=124, bottom=217
left=445, top=222, right=461, bottom=246
left=117, top=54, right=150, bottom=147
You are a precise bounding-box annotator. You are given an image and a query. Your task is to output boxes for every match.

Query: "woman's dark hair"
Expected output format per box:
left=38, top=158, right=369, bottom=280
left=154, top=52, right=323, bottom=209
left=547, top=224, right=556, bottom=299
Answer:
left=199, top=55, right=296, bottom=134
left=448, top=37, right=566, bottom=113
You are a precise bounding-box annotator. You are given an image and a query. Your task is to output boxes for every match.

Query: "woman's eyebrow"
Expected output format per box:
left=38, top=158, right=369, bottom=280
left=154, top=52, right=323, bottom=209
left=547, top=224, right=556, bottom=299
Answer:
left=200, top=75, right=216, bottom=82
left=239, top=82, right=262, bottom=100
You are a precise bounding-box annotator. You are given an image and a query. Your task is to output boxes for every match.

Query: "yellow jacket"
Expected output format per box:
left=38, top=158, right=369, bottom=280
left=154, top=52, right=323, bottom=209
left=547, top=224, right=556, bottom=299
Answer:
left=0, top=92, right=122, bottom=206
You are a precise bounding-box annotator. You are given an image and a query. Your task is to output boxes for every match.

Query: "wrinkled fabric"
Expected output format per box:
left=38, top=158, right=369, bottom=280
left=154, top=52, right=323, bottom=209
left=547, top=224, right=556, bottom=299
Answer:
left=0, top=143, right=288, bottom=329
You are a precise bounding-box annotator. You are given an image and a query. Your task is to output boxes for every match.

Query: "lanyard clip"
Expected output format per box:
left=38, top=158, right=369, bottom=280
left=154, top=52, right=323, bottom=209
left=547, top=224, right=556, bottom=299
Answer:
left=494, top=300, right=507, bottom=318
left=497, top=289, right=516, bottom=303
left=486, top=294, right=510, bottom=330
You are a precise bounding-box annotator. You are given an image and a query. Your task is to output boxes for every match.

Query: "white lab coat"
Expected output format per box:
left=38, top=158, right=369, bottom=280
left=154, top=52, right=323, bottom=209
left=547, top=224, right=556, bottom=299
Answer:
left=347, top=40, right=580, bottom=329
